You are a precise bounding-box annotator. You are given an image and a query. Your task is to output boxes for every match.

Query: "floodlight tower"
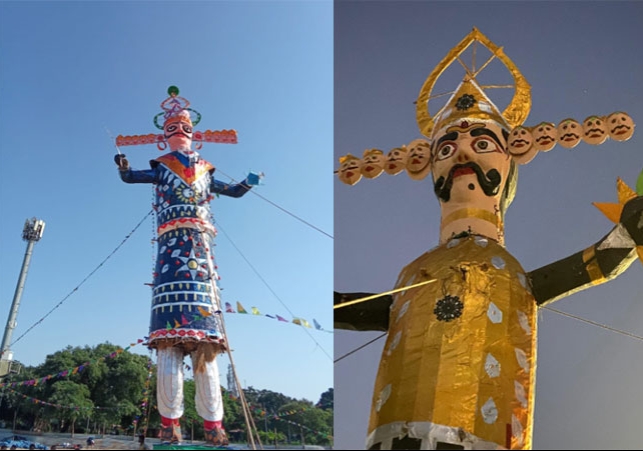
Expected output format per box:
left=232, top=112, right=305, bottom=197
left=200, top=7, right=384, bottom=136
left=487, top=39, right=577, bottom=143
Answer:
left=1, top=218, right=45, bottom=370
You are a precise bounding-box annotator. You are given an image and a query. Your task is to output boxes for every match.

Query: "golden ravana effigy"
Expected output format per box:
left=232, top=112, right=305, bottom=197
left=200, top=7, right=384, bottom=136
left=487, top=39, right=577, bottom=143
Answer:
left=334, top=28, right=642, bottom=450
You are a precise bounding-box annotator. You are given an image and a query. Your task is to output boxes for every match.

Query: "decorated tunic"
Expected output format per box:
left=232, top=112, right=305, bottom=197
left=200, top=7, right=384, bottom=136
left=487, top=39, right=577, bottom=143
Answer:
left=367, top=234, right=537, bottom=450
left=119, top=151, right=252, bottom=350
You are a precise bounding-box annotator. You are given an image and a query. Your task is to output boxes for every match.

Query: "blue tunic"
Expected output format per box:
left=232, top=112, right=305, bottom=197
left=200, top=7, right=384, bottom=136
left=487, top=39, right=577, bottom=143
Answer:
left=119, top=151, right=252, bottom=349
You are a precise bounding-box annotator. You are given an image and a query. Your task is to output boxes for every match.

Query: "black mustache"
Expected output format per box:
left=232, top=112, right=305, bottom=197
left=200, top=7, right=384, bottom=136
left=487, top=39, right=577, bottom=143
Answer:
left=536, top=135, right=554, bottom=142
left=585, top=128, right=604, bottom=135
left=434, top=162, right=501, bottom=202
left=510, top=139, right=529, bottom=145
left=165, top=131, right=191, bottom=139
left=612, top=124, right=631, bottom=131
left=561, top=133, right=579, bottom=140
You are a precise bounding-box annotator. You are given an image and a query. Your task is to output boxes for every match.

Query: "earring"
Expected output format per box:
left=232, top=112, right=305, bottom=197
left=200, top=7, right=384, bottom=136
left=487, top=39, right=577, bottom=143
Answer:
left=157, top=140, right=167, bottom=151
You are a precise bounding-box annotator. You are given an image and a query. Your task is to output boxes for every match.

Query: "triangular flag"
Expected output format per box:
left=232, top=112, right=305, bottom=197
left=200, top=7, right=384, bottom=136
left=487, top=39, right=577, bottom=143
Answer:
left=301, top=319, right=312, bottom=328
left=276, top=315, right=288, bottom=322
left=617, top=177, right=637, bottom=204
left=198, top=306, right=212, bottom=317
left=225, top=302, right=235, bottom=313
left=265, top=314, right=275, bottom=319
left=181, top=314, right=190, bottom=325
left=237, top=302, right=248, bottom=314
left=251, top=307, right=261, bottom=315
left=313, top=319, right=322, bottom=330
left=174, top=319, right=181, bottom=328
left=593, top=202, right=622, bottom=224
left=166, top=321, right=172, bottom=330
left=292, top=318, right=302, bottom=326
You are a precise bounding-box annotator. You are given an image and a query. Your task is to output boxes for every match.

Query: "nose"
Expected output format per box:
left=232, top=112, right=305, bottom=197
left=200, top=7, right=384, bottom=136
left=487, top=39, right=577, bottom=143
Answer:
left=456, top=151, right=469, bottom=163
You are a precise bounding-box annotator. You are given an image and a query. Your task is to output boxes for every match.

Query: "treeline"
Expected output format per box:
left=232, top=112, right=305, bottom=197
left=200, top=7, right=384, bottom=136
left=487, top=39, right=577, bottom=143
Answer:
left=0, top=343, right=333, bottom=446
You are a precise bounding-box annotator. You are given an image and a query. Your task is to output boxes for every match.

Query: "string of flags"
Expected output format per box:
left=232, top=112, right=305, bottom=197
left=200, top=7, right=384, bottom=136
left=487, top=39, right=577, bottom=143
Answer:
left=225, top=302, right=331, bottom=333
left=2, top=387, right=123, bottom=411
left=0, top=340, right=145, bottom=389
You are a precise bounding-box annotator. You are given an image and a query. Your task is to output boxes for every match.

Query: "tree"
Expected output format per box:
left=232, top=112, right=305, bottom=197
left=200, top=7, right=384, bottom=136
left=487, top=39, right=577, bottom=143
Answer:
left=48, top=381, right=93, bottom=436
left=317, top=387, right=333, bottom=410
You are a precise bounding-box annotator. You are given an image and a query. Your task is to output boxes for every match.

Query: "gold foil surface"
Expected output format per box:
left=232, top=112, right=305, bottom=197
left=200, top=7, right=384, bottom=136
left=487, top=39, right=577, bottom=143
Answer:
left=369, top=235, right=537, bottom=449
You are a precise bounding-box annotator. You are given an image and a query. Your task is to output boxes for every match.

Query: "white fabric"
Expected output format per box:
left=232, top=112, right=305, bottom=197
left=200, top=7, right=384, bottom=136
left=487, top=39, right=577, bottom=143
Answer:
left=157, top=347, right=184, bottom=419
left=192, top=351, right=224, bottom=422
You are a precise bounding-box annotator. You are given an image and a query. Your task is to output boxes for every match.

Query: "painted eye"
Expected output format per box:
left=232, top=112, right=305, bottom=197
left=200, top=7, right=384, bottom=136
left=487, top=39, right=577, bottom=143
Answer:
left=182, top=124, right=193, bottom=134
left=166, top=124, right=177, bottom=133
left=473, top=138, right=499, bottom=153
left=436, top=143, right=456, bottom=160
left=596, top=120, right=601, bottom=125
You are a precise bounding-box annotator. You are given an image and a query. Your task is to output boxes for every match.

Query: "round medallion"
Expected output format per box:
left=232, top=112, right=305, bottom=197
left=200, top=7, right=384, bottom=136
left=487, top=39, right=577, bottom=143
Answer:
left=434, top=295, right=464, bottom=322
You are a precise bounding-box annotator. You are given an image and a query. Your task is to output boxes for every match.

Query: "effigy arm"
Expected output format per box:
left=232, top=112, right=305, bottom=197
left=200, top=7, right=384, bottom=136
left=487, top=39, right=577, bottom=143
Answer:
left=118, top=168, right=157, bottom=184
left=211, top=172, right=260, bottom=198
left=529, top=196, right=643, bottom=306
left=334, top=291, right=392, bottom=332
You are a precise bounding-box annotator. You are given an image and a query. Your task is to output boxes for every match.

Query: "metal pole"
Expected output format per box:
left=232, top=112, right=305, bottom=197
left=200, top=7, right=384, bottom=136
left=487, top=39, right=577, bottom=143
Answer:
left=1, top=218, right=45, bottom=362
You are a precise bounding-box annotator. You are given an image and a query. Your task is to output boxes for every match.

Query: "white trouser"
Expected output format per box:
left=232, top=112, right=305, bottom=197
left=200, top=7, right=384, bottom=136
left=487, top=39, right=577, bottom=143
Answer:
left=156, top=347, right=223, bottom=422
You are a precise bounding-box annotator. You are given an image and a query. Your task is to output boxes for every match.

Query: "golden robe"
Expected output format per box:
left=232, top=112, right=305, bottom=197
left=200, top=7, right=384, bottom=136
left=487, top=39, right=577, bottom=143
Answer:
left=367, top=235, right=537, bottom=450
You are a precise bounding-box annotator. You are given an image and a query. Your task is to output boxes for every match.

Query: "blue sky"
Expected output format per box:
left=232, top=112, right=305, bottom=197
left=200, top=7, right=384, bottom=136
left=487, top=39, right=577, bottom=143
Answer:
left=335, top=1, right=643, bottom=450
left=0, top=1, right=332, bottom=405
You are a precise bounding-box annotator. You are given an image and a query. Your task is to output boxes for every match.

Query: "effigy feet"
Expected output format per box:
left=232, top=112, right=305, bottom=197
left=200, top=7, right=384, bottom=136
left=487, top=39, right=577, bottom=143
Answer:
left=204, top=426, right=229, bottom=447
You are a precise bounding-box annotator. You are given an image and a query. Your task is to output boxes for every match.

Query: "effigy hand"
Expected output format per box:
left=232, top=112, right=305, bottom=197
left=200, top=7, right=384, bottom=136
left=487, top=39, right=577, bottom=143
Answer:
left=114, top=154, right=130, bottom=171
left=246, top=172, right=263, bottom=186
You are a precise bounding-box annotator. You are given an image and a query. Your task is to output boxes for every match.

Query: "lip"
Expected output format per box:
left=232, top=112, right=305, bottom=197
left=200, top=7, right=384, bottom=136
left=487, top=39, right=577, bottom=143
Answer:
left=365, top=166, right=373, bottom=172
left=388, top=163, right=398, bottom=169
left=512, top=142, right=525, bottom=148
left=453, top=167, right=475, bottom=178
left=412, top=158, right=421, bottom=164
left=563, top=134, right=579, bottom=141
left=539, top=139, right=551, bottom=145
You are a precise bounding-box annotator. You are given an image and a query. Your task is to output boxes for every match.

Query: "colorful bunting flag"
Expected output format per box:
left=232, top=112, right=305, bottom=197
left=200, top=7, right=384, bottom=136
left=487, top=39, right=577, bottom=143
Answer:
left=225, top=302, right=234, bottom=313
left=276, top=315, right=289, bottom=322
left=313, top=319, right=322, bottom=330
left=237, top=301, right=248, bottom=314
left=251, top=307, right=261, bottom=315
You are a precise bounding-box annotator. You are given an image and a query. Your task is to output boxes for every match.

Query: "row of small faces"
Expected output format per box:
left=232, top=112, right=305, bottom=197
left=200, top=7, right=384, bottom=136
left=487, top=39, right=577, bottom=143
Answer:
left=337, top=112, right=634, bottom=185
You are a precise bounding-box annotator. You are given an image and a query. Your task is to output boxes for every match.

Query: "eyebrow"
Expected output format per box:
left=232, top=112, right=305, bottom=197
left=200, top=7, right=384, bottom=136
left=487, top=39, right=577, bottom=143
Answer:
left=470, top=127, right=505, bottom=150
left=436, top=131, right=459, bottom=148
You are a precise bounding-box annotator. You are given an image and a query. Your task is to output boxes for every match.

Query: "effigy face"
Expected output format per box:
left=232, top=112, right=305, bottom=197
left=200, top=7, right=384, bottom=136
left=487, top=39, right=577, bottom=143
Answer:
left=557, top=118, right=582, bottom=149
left=360, top=149, right=386, bottom=179
left=338, top=154, right=363, bottom=185
left=405, top=139, right=432, bottom=180
left=532, top=122, right=557, bottom=152
left=607, top=111, right=635, bottom=141
left=383, top=147, right=409, bottom=175
left=431, top=121, right=511, bottom=205
left=165, top=117, right=194, bottom=152
left=507, top=126, right=533, bottom=155
left=582, top=116, right=608, bottom=145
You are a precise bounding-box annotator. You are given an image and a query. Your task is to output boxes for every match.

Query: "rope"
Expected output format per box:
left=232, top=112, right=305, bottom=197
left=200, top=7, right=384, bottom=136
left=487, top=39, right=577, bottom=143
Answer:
left=334, top=333, right=387, bottom=364
left=334, top=279, right=438, bottom=310
left=6, top=210, right=153, bottom=351
left=541, top=306, right=643, bottom=342
left=214, top=168, right=332, bottom=239
left=216, top=221, right=332, bottom=361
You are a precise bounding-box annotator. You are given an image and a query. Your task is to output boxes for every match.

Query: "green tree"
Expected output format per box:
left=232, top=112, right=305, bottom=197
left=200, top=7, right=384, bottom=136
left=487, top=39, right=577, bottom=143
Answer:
left=317, top=387, right=333, bottom=410
left=48, top=381, right=93, bottom=436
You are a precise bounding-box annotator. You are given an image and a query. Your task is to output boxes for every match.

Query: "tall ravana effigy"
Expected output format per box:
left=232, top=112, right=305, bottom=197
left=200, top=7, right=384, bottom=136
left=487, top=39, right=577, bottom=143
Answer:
left=334, top=28, right=642, bottom=450
left=114, top=86, right=260, bottom=446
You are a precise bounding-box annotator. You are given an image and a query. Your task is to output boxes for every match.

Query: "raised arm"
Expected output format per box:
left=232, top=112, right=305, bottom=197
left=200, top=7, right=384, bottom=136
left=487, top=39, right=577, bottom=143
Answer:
left=211, top=172, right=260, bottom=198
left=529, top=195, right=643, bottom=306
left=114, top=154, right=157, bottom=184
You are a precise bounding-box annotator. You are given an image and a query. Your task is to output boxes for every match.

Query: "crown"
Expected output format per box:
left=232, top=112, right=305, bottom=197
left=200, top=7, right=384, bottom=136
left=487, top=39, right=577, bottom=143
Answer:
left=416, top=28, right=531, bottom=139
left=153, top=86, right=202, bottom=130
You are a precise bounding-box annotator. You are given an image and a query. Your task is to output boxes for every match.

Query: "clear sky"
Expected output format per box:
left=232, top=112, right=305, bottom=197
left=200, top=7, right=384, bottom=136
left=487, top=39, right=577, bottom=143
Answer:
left=0, top=1, right=332, bottom=405
left=335, top=1, right=642, bottom=450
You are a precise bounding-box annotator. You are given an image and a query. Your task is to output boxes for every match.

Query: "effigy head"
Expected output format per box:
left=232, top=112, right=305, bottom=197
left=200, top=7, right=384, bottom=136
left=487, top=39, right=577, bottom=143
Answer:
left=582, top=116, right=608, bottom=145
left=360, top=148, right=386, bottom=179
left=607, top=111, right=635, bottom=141
left=405, top=139, right=432, bottom=180
left=338, top=154, right=363, bottom=185
left=383, top=146, right=409, bottom=175
left=425, top=77, right=517, bottom=215
left=532, top=122, right=557, bottom=152
left=164, top=110, right=194, bottom=152
left=153, top=86, right=202, bottom=153
left=431, top=119, right=515, bottom=211
left=557, top=118, right=582, bottom=149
